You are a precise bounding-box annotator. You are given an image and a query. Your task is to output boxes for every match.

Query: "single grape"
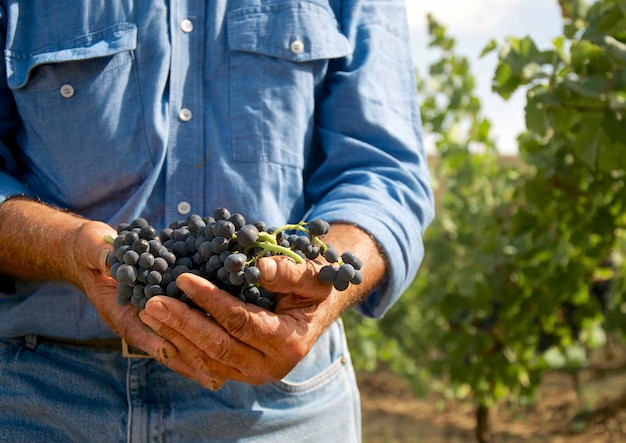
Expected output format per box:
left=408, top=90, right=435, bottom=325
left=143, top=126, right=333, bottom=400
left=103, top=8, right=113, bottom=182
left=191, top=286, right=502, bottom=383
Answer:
left=304, top=246, right=320, bottom=260
left=110, top=262, right=122, bottom=280
left=130, top=217, right=149, bottom=229
left=138, top=252, right=155, bottom=269
left=214, top=220, right=236, bottom=238
left=117, top=223, right=131, bottom=234
left=132, top=284, right=145, bottom=299
left=116, top=294, right=132, bottom=306
left=341, top=251, right=363, bottom=270
left=337, top=263, right=356, bottom=282
left=124, top=231, right=139, bottom=246
left=136, top=267, right=149, bottom=284
left=148, top=239, right=162, bottom=255
left=323, top=245, right=339, bottom=263
left=187, top=216, right=206, bottom=235
left=161, top=251, right=177, bottom=266
left=228, top=271, right=246, bottom=286
left=113, top=235, right=126, bottom=250
left=171, top=264, right=190, bottom=279
left=237, top=224, right=259, bottom=247
left=144, top=284, right=164, bottom=297
left=208, top=254, right=222, bottom=271
left=295, top=236, right=311, bottom=250
left=166, top=281, right=183, bottom=298
left=318, top=265, right=337, bottom=284
left=172, top=227, right=190, bottom=241
left=229, top=213, right=246, bottom=230
left=256, top=296, right=275, bottom=311
left=147, top=270, right=163, bottom=285
left=224, top=253, right=247, bottom=274
left=117, top=283, right=133, bottom=299
left=333, top=274, right=350, bottom=291
left=210, top=236, right=230, bottom=254
left=107, top=250, right=119, bottom=266
left=350, top=269, right=364, bottom=285
left=244, top=285, right=261, bottom=303
left=217, top=267, right=230, bottom=283
left=139, top=225, right=157, bottom=240
left=184, top=235, right=197, bottom=253
left=151, top=257, right=169, bottom=274
left=307, top=218, right=330, bottom=236
left=244, top=266, right=261, bottom=284
left=159, top=227, right=173, bottom=242
left=171, top=240, right=189, bottom=258
left=213, top=207, right=231, bottom=221
left=117, top=264, right=137, bottom=284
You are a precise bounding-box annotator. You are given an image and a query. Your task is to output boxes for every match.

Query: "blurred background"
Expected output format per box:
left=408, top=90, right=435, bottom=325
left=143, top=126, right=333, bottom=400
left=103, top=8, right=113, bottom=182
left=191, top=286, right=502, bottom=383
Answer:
left=353, top=1, right=626, bottom=442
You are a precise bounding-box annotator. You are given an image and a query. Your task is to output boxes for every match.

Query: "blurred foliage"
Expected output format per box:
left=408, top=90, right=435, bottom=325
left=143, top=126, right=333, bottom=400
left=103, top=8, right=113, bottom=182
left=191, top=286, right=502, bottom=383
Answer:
left=345, top=0, right=626, bottom=413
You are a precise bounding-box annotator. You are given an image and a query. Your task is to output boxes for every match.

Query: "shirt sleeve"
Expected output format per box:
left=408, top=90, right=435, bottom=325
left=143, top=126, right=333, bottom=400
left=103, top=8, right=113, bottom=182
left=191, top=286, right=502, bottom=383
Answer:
left=306, top=0, right=435, bottom=318
left=0, top=4, right=32, bottom=204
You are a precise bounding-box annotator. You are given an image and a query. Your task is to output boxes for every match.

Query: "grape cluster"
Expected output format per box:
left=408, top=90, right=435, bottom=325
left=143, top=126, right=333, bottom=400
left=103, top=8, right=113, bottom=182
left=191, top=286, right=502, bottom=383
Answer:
left=105, top=208, right=363, bottom=311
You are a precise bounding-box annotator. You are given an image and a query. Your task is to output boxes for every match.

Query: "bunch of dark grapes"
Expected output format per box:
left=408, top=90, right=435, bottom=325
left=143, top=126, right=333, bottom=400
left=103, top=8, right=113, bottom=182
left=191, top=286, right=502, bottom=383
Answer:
left=105, top=208, right=363, bottom=311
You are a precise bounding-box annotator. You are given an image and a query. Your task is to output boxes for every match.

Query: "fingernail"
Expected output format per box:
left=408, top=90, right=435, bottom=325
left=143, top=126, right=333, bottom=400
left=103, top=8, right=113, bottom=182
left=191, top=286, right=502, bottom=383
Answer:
left=99, top=249, right=110, bottom=274
left=146, top=300, right=170, bottom=321
left=209, top=380, right=223, bottom=391
left=258, top=258, right=277, bottom=282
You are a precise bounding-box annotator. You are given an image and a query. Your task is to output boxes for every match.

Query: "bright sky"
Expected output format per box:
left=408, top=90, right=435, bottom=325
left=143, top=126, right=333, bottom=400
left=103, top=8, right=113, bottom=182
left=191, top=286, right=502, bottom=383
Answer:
left=404, top=1, right=563, bottom=154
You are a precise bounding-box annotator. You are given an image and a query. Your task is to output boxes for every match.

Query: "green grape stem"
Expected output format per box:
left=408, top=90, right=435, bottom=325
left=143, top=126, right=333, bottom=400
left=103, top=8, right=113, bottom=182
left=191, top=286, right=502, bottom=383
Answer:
left=250, top=239, right=303, bottom=263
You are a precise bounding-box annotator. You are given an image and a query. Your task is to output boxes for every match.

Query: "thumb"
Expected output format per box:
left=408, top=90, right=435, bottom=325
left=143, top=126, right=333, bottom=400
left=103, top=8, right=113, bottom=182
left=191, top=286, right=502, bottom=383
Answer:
left=257, top=256, right=319, bottom=295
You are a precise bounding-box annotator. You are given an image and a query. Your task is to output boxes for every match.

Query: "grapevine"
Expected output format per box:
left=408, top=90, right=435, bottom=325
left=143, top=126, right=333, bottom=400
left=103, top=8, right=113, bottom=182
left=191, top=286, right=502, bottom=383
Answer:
left=104, top=208, right=363, bottom=311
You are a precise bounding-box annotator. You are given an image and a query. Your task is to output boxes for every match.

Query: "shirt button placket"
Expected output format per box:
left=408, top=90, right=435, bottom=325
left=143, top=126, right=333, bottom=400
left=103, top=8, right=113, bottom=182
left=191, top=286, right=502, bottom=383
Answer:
left=166, top=5, right=205, bottom=223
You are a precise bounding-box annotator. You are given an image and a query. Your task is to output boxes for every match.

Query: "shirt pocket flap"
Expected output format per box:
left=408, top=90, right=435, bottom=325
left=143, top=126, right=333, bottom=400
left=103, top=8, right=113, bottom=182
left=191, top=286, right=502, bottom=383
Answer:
left=5, top=22, right=137, bottom=89
left=227, top=2, right=352, bottom=62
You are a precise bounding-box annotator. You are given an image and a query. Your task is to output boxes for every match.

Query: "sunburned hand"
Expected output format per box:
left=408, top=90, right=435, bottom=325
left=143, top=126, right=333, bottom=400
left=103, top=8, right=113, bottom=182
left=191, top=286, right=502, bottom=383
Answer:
left=138, top=255, right=341, bottom=389
left=72, top=221, right=182, bottom=370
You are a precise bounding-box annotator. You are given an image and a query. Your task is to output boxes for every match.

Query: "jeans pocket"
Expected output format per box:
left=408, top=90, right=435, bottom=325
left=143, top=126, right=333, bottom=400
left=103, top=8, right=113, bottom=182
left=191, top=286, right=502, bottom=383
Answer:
left=271, top=354, right=350, bottom=394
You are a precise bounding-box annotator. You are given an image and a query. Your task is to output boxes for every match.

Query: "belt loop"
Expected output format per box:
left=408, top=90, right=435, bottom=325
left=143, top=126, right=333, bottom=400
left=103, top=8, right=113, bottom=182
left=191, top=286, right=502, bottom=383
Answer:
left=24, top=334, right=38, bottom=350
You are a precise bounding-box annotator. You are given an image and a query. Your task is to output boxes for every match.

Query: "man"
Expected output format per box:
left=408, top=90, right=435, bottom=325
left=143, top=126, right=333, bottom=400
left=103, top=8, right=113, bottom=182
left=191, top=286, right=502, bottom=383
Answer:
left=0, top=1, right=434, bottom=441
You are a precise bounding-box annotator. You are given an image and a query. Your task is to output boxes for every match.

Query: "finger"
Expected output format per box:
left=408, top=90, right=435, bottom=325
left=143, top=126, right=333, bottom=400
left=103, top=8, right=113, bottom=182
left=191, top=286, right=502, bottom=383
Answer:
left=139, top=308, right=239, bottom=386
left=256, top=256, right=332, bottom=308
left=141, top=294, right=267, bottom=379
left=175, top=274, right=285, bottom=344
left=163, top=356, right=227, bottom=391
left=117, top=310, right=179, bottom=362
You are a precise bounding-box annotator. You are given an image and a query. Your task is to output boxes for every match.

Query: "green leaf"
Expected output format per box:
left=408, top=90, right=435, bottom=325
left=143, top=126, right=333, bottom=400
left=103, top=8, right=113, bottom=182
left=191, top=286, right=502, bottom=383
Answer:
left=563, top=74, right=609, bottom=98
left=525, top=93, right=550, bottom=136
left=571, top=40, right=606, bottom=72
left=603, top=34, right=626, bottom=63
left=608, top=91, right=626, bottom=109
left=480, top=39, right=498, bottom=58
left=572, top=124, right=601, bottom=169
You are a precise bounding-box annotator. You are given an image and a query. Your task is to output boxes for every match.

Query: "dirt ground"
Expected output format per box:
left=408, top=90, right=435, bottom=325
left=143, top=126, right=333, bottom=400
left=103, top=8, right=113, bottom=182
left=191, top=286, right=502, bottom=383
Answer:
left=358, top=349, right=626, bottom=443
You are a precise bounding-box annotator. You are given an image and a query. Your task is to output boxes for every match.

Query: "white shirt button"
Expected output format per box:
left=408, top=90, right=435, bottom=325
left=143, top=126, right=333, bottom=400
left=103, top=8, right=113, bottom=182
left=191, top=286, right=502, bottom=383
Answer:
left=177, top=201, right=191, bottom=215
left=290, top=40, right=305, bottom=55
left=60, top=84, right=75, bottom=98
left=178, top=108, right=192, bottom=122
left=180, top=19, right=193, bottom=33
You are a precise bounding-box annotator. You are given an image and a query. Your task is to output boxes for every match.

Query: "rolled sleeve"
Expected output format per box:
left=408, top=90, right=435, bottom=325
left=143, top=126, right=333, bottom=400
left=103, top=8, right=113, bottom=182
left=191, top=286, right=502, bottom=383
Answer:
left=307, top=0, right=434, bottom=317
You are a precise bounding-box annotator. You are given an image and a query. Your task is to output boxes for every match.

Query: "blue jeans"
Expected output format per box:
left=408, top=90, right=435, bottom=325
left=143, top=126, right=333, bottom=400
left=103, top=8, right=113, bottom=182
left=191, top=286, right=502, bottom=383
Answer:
left=0, top=320, right=360, bottom=442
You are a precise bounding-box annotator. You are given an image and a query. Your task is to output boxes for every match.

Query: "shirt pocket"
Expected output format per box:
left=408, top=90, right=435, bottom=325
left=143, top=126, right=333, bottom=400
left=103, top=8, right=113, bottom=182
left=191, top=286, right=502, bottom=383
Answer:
left=227, top=1, right=352, bottom=168
left=4, top=23, right=155, bottom=211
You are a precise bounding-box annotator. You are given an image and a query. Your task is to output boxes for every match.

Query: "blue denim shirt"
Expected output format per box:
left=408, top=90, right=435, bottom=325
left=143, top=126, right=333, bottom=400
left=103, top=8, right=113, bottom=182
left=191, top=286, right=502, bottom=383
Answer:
left=0, top=0, right=434, bottom=339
